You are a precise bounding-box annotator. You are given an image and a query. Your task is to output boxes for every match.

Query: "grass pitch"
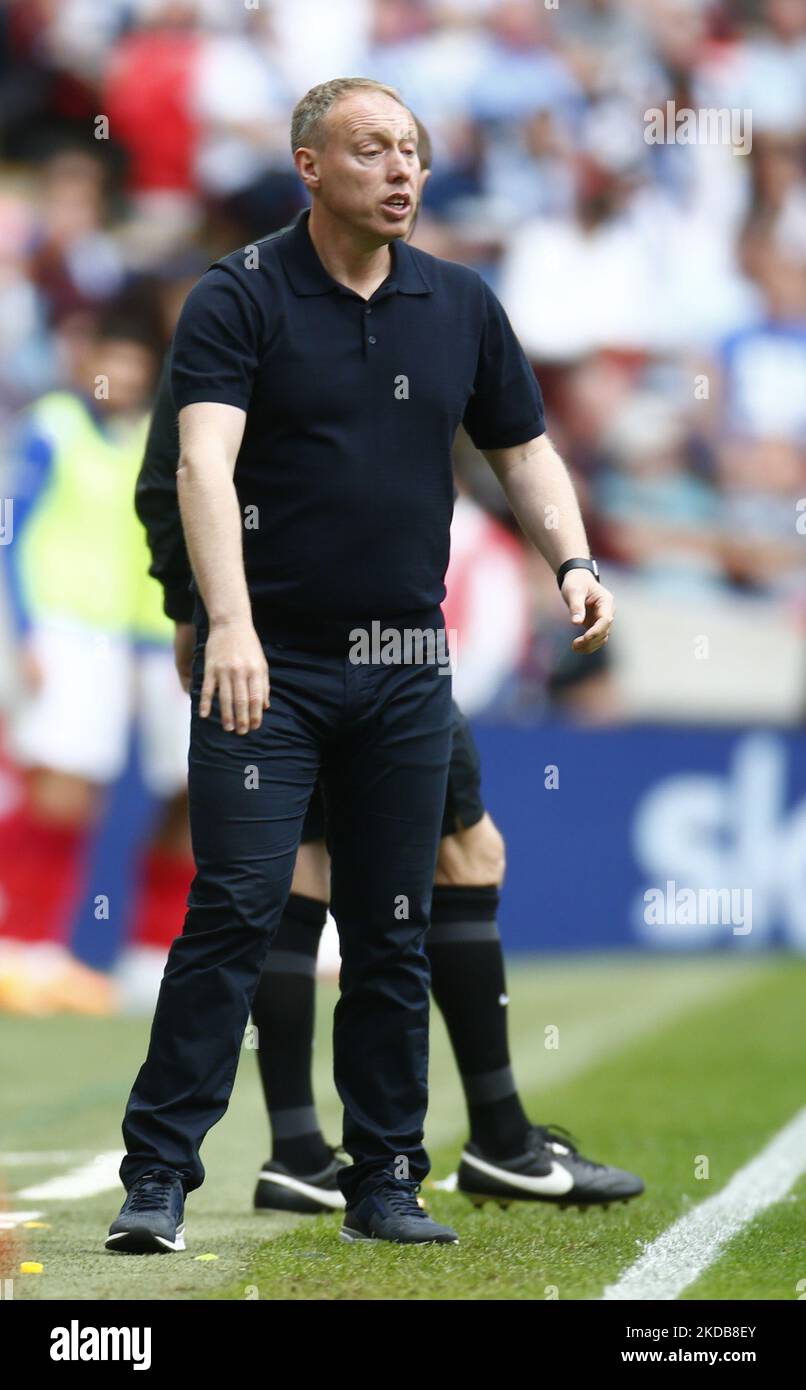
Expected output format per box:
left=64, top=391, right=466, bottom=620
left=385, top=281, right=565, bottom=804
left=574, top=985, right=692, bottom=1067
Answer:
left=2, top=955, right=804, bottom=1301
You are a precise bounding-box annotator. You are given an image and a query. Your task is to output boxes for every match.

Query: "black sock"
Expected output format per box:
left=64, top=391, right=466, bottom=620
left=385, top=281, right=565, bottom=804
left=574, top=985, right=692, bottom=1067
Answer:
left=427, top=884, right=530, bottom=1158
left=251, top=892, right=331, bottom=1173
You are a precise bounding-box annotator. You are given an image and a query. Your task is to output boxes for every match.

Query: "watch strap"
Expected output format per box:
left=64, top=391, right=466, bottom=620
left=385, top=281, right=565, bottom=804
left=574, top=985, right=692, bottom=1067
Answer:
left=556, top=557, right=599, bottom=590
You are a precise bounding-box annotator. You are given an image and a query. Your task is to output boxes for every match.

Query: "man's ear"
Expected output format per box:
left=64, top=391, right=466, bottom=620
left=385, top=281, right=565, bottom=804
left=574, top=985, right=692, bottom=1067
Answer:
left=418, top=168, right=432, bottom=196
left=294, top=147, right=320, bottom=193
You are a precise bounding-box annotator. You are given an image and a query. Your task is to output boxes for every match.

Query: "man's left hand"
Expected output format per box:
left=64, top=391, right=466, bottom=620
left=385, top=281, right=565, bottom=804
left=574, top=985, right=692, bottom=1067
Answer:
left=560, top=573, right=615, bottom=654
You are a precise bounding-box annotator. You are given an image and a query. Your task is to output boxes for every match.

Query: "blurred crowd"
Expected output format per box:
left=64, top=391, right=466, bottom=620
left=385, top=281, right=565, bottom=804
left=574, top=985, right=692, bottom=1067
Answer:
left=0, top=0, right=804, bottom=1011
left=0, top=0, right=805, bottom=722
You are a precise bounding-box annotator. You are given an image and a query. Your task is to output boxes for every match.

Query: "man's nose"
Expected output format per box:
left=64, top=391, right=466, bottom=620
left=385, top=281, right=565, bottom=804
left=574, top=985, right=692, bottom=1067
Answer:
left=386, top=150, right=412, bottom=181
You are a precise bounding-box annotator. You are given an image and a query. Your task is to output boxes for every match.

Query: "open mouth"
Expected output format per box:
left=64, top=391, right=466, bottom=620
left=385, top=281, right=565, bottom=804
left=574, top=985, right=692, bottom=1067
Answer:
left=381, top=193, right=411, bottom=214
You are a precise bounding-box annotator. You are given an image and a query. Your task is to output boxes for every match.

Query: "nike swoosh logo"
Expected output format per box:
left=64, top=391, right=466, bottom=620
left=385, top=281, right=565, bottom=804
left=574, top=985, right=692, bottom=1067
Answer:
left=258, top=1171, right=346, bottom=1209
left=461, top=1151, right=575, bottom=1195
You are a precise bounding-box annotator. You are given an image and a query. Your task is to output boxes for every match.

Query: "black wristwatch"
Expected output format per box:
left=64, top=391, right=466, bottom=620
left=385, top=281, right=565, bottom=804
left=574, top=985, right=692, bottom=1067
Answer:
left=556, top=557, right=600, bottom=590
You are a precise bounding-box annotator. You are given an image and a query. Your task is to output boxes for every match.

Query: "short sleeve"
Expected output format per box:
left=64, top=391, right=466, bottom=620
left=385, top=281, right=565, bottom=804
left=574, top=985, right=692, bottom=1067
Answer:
left=462, top=279, right=546, bottom=450
left=171, top=264, right=262, bottom=413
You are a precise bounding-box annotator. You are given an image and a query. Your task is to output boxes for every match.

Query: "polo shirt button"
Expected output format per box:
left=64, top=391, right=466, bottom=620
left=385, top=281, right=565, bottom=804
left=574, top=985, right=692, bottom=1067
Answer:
left=368, top=335, right=377, bottom=344
left=365, top=307, right=372, bottom=315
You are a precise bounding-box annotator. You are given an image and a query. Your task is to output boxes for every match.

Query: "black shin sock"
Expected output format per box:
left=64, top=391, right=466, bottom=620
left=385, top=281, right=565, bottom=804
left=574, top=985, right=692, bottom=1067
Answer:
left=427, top=884, right=530, bottom=1158
left=251, top=892, right=331, bottom=1173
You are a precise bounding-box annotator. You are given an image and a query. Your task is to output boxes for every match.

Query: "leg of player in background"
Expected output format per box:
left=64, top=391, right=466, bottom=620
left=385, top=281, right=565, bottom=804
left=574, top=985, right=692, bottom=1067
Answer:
left=425, top=706, right=644, bottom=1207
left=248, top=812, right=525, bottom=1214
left=0, top=620, right=133, bottom=1016
left=428, top=811, right=530, bottom=1155
left=0, top=766, right=108, bottom=1014
left=250, top=838, right=343, bottom=1213
left=431, top=811, right=644, bottom=1208
left=121, top=643, right=198, bottom=1010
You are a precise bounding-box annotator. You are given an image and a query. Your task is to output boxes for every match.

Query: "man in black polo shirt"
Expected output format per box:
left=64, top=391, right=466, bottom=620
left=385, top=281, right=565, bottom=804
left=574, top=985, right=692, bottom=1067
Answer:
left=107, top=77, right=615, bottom=1252
left=134, top=121, right=644, bottom=1222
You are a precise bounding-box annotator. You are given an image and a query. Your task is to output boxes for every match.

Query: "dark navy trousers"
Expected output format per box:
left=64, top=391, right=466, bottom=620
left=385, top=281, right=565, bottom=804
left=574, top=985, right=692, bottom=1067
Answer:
left=119, top=635, right=453, bottom=1204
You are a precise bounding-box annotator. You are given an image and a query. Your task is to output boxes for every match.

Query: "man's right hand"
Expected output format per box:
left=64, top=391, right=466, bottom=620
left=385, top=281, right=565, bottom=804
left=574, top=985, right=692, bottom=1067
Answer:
left=200, top=619, right=270, bottom=734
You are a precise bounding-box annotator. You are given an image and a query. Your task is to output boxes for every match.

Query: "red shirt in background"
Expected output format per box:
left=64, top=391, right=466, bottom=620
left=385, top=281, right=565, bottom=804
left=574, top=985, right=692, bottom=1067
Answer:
left=104, top=31, right=201, bottom=195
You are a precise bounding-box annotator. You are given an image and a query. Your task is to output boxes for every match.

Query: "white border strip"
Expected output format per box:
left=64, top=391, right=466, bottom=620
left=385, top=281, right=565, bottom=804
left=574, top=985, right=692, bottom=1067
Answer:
left=0, top=1151, right=96, bottom=1166
left=15, top=1151, right=124, bottom=1201
left=0, top=1210, right=43, bottom=1229
left=602, top=1105, right=806, bottom=1300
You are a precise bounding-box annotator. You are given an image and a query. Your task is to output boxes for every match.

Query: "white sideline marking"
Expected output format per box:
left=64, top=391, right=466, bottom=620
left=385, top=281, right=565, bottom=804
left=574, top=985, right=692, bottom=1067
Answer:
left=602, top=1105, right=806, bottom=1301
left=0, top=1150, right=96, bottom=1166
left=0, top=1211, right=44, bottom=1229
left=15, top=1151, right=124, bottom=1201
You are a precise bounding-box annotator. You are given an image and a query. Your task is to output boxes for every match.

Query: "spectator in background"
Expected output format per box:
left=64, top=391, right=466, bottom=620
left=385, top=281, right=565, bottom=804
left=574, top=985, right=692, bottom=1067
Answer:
left=719, top=236, right=806, bottom=442
left=554, top=0, right=655, bottom=103
left=0, top=310, right=193, bottom=1015
left=552, top=352, right=637, bottom=480
left=0, top=193, right=50, bottom=408
left=498, top=154, right=656, bottom=360
left=470, top=0, right=581, bottom=128
left=717, top=435, right=806, bottom=600
left=593, top=392, right=723, bottom=595
left=628, top=0, right=756, bottom=350
left=442, top=481, right=531, bottom=717
left=475, top=0, right=585, bottom=231
left=27, top=151, right=125, bottom=320
left=102, top=1, right=204, bottom=223
left=9, top=149, right=129, bottom=414
left=744, top=134, right=806, bottom=261
left=269, top=0, right=373, bottom=93
left=368, top=0, right=488, bottom=229
left=192, top=7, right=305, bottom=231
left=715, top=0, right=806, bottom=137
left=480, top=106, right=577, bottom=224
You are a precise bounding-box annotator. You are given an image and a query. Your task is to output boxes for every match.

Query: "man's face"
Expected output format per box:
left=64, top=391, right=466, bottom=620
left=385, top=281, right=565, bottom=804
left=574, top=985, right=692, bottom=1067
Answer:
left=302, top=92, right=421, bottom=243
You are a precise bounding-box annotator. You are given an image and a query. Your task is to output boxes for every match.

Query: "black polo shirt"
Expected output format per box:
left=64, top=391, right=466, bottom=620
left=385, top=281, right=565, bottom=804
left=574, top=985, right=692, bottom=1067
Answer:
left=171, top=207, right=545, bottom=648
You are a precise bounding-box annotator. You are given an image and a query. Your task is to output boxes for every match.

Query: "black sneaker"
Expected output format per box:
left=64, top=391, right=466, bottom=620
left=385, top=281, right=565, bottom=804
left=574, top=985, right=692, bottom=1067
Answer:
left=254, top=1152, right=347, bottom=1214
left=458, top=1124, right=645, bottom=1210
left=341, top=1180, right=459, bottom=1245
left=105, top=1169, right=186, bottom=1253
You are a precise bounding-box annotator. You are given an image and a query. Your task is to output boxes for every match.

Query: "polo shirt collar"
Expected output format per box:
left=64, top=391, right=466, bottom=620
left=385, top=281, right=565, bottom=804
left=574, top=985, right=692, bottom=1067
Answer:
left=279, top=207, right=432, bottom=297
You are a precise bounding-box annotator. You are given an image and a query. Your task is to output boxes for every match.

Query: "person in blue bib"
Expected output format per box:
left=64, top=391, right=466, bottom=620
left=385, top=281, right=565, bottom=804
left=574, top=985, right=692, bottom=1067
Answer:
left=0, top=311, right=192, bottom=1016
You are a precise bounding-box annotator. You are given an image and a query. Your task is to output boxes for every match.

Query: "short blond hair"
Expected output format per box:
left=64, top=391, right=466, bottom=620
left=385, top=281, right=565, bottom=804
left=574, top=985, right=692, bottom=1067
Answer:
left=290, top=77, right=410, bottom=156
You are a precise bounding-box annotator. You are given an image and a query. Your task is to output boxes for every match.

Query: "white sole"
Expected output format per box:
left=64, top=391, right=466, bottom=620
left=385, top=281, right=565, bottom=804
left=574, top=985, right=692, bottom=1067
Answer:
left=257, top=1171, right=346, bottom=1210
left=105, top=1222, right=185, bottom=1254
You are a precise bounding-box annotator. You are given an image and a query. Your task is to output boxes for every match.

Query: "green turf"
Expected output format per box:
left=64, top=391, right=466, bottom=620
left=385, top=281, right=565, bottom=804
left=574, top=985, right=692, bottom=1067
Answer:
left=1, top=955, right=803, bottom=1301
left=680, top=1170, right=806, bottom=1302
left=209, top=956, right=806, bottom=1301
